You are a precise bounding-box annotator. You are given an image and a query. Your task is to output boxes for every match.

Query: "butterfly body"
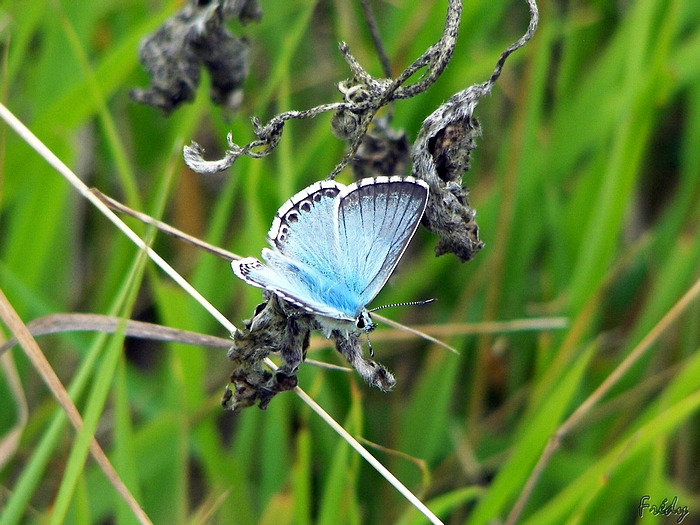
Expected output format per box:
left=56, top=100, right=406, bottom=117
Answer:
left=233, top=176, right=428, bottom=337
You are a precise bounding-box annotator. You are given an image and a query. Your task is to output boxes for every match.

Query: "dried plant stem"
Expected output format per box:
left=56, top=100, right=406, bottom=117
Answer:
left=373, top=316, right=567, bottom=342
left=505, top=272, right=700, bottom=525
left=0, top=290, right=153, bottom=525
left=0, top=342, right=28, bottom=472
left=0, top=102, right=236, bottom=335
left=358, top=0, right=393, bottom=79
left=92, top=189, right=241, bottom=262
left=292, top=383, right=445, bottom=525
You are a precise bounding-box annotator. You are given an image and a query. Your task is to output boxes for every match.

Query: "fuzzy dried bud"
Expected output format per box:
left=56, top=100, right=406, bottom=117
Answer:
left=222, top=293, right=395, bottom=411
left=131, top=0, right=261, bottom=113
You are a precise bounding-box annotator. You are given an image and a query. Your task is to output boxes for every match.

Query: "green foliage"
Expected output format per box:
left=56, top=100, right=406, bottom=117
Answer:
left=1, top=0, right=700, bottom=524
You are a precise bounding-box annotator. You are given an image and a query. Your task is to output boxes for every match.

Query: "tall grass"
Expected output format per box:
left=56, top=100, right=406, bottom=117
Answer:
left=1, top=0, right=699, bottom=524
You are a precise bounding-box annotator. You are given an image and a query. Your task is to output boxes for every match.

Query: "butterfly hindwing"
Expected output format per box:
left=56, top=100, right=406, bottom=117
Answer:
left=232, top=255, right=355, bottom=320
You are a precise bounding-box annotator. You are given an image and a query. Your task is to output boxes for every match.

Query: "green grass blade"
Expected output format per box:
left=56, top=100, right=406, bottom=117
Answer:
left=467, top=342, right=595, bottom=525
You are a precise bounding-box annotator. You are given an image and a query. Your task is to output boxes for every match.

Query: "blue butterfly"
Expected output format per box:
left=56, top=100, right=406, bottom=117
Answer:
left=232, top=176, right=429, bottom=337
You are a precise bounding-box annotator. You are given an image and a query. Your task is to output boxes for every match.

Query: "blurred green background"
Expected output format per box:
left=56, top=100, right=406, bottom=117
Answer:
left=1, top=0, right=700, bottom=524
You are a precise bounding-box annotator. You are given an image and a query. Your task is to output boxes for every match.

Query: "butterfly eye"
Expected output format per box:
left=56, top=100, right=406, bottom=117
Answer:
left=356, top=311, right=375, bottom=332
left=286, top=212, right=299, bottom=223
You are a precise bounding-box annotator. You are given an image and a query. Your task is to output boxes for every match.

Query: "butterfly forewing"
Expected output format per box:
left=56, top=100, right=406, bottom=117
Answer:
left=336, top=177, right=428, bottom=307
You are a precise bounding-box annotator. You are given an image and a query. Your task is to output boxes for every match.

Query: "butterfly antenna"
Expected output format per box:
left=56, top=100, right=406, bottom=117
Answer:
left=369, top=298, right=436, bottom=313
